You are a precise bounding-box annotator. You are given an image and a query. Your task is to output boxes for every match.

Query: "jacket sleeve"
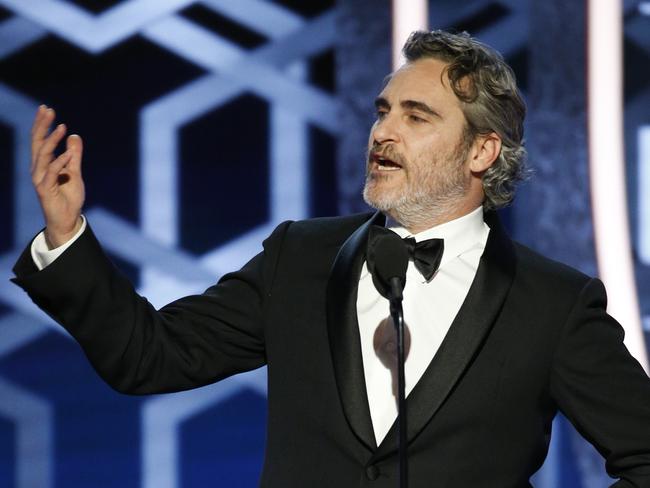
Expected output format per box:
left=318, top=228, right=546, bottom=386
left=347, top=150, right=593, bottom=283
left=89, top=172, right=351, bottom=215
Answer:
left=11, top=220, right=292, bottom=395
left=549, top=278, right=650, bottom=487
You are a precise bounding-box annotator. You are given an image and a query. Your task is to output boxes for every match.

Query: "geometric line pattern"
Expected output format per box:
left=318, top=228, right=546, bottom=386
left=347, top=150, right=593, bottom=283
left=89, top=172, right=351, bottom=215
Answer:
left=0, top=1, right=339, bottom=485
left=142, top=368, right=266, bottom=488
left=0, top=17, right=47, bottom=60
left=0, top=0, right=196, bottom=53
left=0, top=377, right=53, bottom=488
left=0, top=81, right=41, bottom=245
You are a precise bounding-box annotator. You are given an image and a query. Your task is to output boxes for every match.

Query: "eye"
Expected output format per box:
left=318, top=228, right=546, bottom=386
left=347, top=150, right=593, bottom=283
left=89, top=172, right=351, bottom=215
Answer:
left=408, top=114, right=425, bottom=123
left=376, top=109, right=388, bottom=120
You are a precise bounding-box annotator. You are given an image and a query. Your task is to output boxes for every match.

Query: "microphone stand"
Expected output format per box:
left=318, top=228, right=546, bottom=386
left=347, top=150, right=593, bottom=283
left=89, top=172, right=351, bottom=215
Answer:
left=389, top=277, right=408, bottom=488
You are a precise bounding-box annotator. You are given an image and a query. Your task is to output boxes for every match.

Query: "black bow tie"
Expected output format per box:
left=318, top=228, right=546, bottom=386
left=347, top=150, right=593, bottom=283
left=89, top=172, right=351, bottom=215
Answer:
left=367, top=226, right=444, bottom=281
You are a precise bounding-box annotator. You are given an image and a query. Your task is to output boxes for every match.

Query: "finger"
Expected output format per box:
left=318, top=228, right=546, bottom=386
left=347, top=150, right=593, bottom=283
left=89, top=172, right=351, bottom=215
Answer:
left=33, top=118, right=65, bottom=170
left=38, top=122, right=67, bottom=160
left=30, top=105, right=45, bottom=136
left=66, top=134, right=83, bottom=174
left=31, top=106, right=55, bottom=166
left=32, top=123, right=67, bottom=182
left=30, top=105, right=50, bottom=138
left=31, top=105, right=51, bottom=168
left=38, top=150, right=73, bottom=192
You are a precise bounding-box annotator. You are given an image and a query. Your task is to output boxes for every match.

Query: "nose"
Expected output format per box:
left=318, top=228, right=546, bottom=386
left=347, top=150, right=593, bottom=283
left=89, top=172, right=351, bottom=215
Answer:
left=371, top=113, right=400, bottom=146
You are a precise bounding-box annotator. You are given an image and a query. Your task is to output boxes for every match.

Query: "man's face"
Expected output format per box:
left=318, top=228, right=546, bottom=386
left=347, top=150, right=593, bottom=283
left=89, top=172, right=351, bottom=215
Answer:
left=363, top=58, right=474, bottom=224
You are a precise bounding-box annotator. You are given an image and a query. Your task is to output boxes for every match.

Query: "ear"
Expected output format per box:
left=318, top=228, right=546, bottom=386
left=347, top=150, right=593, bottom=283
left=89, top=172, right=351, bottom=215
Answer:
left=469, top=132, right=501, bottom=173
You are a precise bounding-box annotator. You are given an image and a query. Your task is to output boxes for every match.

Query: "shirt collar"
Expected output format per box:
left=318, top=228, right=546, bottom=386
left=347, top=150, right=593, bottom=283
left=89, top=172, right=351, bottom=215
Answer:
left=386, top=206, right=489, bottom=269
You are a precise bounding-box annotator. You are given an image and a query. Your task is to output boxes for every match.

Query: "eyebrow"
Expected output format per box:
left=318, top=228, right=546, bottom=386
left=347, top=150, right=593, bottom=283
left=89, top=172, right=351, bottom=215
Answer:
left=374, top=97, right=390, bottom=110
left=374, top=97, right=441, bottom=118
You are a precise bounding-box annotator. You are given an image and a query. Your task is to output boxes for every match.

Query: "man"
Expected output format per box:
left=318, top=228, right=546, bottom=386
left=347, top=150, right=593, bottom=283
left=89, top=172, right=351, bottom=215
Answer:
left=12, top=30, right=650, bottom=487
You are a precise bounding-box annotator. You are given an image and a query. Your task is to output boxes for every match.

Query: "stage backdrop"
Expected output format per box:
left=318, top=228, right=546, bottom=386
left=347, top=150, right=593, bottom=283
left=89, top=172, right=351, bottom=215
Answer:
left=0, top=1, right=648, bottom=487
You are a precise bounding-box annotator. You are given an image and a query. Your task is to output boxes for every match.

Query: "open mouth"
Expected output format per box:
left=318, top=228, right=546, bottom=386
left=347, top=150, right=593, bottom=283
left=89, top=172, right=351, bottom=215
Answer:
left=371, top=154, right=403, bottom=171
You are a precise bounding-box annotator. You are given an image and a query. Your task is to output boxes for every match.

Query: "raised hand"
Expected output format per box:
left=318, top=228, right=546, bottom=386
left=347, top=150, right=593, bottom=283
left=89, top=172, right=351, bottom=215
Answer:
left=31, top=105, right=85, bottom=248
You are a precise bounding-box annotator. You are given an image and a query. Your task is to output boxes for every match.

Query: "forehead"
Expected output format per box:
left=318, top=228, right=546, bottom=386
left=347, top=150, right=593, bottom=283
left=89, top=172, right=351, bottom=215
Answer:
left=379, top=58, right=459, bottom=107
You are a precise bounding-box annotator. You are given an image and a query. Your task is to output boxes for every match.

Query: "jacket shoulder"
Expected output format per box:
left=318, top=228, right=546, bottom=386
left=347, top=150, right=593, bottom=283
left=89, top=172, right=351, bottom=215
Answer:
left=282, top=212, right=375, bottom=244
left=512, top=240, right=593, bottom=292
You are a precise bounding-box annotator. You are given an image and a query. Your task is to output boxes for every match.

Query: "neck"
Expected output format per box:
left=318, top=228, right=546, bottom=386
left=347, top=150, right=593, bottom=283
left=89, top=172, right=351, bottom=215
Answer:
left=386, top=198, right=483, bottom=234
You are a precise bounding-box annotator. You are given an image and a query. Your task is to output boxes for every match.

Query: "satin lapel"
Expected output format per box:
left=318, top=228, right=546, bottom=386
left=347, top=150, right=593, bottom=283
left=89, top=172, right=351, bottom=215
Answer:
left=371, top=211, right=517, bottom=462
left=326, top=211, right=385, bottom=452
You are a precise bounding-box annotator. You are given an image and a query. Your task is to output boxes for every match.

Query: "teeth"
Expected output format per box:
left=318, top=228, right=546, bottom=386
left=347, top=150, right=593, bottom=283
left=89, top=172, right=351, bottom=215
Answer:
left=377, top=163, right=400, bottom=171
left=372, top=154, right=401, bottom=171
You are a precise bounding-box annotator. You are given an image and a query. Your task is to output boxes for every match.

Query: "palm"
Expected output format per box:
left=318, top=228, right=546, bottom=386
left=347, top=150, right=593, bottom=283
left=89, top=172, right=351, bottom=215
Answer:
left=31, top=106, right=86, bottom=247
left=44, top=171, right=85, bottom=228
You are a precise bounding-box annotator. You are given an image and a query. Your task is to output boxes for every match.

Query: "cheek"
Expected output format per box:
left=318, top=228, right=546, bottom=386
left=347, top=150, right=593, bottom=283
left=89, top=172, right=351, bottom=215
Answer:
left=407, top=145, right=435, bottom=170
left=407, top=132, right=438, bottom=155
left=409, top=130, right=454, bottom=162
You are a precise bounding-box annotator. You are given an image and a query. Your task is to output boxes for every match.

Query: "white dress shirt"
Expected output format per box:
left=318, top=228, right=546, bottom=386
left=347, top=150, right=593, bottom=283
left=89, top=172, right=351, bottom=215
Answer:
left=31, top=216, right=87, bottom=270
left=356, top=206, right=489, bottom=444
left=32, top=209, right=489, bottom=445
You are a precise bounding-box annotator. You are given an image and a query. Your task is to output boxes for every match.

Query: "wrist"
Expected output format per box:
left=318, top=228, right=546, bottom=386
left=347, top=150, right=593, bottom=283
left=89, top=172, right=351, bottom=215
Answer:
left=44, top=216, right=83, bottom=249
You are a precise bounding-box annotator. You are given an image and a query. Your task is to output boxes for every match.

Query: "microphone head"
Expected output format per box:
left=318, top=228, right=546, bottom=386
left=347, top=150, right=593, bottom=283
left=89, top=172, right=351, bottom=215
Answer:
left=367, top=229, right=409, bottom=300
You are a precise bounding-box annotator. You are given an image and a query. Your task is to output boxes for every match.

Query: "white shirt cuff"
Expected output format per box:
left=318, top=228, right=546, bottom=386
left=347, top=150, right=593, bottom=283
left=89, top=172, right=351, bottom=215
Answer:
left=31, top=216, right=87, bottom=271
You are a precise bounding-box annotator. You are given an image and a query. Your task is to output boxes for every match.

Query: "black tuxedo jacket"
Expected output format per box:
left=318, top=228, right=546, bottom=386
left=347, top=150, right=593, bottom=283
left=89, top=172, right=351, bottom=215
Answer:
left=12, top=211, right=650, bottom=487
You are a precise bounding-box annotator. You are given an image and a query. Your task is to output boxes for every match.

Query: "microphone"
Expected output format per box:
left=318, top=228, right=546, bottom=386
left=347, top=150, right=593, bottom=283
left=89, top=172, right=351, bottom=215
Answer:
left=367, top=228, right=410, bottom=488
left=368, top=230, right=409, bottom=302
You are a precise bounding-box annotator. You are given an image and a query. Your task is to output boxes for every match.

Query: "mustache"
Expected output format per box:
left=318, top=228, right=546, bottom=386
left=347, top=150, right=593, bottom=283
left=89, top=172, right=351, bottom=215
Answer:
left=367, top=144, right=407, bottom=167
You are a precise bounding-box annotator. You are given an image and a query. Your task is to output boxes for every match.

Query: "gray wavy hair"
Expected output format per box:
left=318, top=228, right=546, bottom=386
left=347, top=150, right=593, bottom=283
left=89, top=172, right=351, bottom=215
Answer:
left=402, top=30, right=528, bottom=209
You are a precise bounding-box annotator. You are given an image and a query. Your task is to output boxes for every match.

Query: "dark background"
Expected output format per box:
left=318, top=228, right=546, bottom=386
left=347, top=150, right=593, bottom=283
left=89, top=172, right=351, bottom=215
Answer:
left=0, top=0, right=648, bottom=486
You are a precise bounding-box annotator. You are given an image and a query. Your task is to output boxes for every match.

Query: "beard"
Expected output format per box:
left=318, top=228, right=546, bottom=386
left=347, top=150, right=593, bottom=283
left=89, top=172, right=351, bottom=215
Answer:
left=363, top=136, right=472, bottom=229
